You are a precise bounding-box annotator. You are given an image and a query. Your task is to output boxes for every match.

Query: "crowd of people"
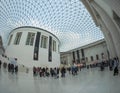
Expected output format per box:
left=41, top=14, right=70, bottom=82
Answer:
left=32, top=57, right=120, bottom=78
left=33, top=66, right=66, bottom=78
left=0, top=56, right=120, bottom=78
left=85, top=57, right=119, bottom=76
left=32, top=63, right=85, bottom=79
left=0, top=60, right=18, bottom=73
left=109, top=57, right=119, bottom=76
left=99, top=57, right=119, bottom=76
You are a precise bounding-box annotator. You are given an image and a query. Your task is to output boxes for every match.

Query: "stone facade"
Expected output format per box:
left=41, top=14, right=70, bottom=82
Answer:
left=81, top=0, right=120, bottom=60
left=60, top=39, right=108, bottom=65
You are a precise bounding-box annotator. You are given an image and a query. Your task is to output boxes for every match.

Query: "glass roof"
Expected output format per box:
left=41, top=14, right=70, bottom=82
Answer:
left=0, top=0, right=104, bottom=52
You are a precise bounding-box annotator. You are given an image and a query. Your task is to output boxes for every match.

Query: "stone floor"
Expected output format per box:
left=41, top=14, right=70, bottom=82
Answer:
left=0, top=67, right=120, bottom=93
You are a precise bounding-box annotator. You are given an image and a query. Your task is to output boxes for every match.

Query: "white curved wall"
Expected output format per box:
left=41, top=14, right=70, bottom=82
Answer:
left=5, top=26, right=60, bottom=68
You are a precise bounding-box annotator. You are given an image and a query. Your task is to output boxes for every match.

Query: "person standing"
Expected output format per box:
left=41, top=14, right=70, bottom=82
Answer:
left=0, top=60, right=2, bottom=68
left=61, top=67, right=66, bottom=77
left=113, top=57, right=119, bottom=76
left=56, top=67, right=59, bottom=78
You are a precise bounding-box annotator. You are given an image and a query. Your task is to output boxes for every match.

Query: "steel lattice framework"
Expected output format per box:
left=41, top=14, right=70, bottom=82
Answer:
left=0, top=0, right=104, bottom=52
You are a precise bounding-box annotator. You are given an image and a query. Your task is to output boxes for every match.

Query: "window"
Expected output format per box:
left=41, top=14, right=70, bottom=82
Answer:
left=41, top=35, right=48, bottom=48
left=96, top=54, right=99, bottom=60
left=14, top=32, right=22, bottom=45
left=101, top=53, right=104, bottom=59
left=52, top=40, right=56, bottom=52
left=26, top=32, right=35, bottom=46
left=91, top=56, right=94, bottom=61
left=86, top=57, right=88, bottom=62
left=8, top=34, right=13, bottom=45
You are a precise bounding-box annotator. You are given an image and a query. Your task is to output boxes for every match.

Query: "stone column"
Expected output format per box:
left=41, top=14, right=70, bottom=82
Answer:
left=103, top=0, right=120, bottom=16
left=91, top=1, right=120, bottom=60
left=99, top=19, right=117, bottom=58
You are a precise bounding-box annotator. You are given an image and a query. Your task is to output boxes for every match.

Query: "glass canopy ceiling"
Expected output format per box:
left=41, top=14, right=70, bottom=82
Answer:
left=0, top=0, right=104, bottom=52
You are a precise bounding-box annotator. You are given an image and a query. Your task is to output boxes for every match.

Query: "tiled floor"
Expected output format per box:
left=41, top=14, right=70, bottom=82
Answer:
left=0, top=67, right=120, bottom=93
